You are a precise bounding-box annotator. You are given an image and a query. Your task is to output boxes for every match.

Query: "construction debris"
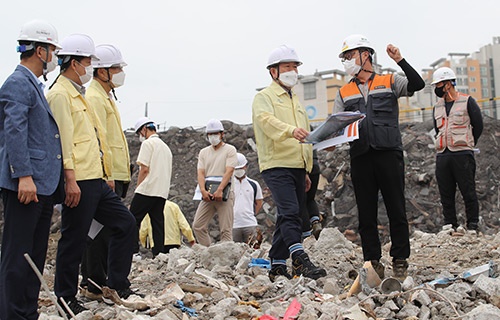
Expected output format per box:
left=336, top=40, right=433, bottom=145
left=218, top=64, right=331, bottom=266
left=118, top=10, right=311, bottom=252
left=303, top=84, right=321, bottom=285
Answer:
left=2, top=116, right=500, bottom=319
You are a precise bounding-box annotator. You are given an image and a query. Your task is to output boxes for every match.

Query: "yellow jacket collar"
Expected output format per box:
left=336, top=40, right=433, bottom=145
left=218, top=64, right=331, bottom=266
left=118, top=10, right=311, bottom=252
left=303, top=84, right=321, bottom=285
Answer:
left=269, top=80, right=295, bottom=97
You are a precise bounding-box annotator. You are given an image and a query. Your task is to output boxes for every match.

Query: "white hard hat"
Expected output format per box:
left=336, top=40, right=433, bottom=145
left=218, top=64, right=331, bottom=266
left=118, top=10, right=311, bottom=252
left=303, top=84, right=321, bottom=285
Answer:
left=92, top=44, right=127, bottom=68
left=339, top=34, right=375, bottom=58
left=17, top=19, right=61, bottom=49
left=57, top=34, right=99, bottom=59
left=134, top=116, right=154, bottom=133
left=206, top=119, right=224, bottom=133
left=431, top=67, right=456, bottom=85
left=235, top=153, right=248, bottom=169
left=266, top=45, right=302, bottom=69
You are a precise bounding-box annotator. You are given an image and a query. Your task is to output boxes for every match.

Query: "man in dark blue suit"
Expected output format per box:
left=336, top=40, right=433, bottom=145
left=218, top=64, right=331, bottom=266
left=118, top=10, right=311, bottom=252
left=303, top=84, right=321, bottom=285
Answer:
left=0, top=20, right=64, bottom=320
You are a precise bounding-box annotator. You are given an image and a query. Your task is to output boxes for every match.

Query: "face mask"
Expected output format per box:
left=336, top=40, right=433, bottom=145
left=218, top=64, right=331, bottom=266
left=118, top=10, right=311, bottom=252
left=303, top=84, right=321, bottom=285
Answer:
left=434, top=85, right=445, bottom=98
left=343, top=58, right=361, bottom=76
left=40, top=50, right=57, bottom=79
left=139, top=135, right=146, bottom=142
left=111, top=71, right=126, bottom=87
left=208, top=134, right=221, bottom=146
left=234, top=168, right=246, bottom=178
left=42, top=51, right=58, bottom=74
left=76, top=61, right=93, bottom=85
left=278, top=71, right=298, bottom=87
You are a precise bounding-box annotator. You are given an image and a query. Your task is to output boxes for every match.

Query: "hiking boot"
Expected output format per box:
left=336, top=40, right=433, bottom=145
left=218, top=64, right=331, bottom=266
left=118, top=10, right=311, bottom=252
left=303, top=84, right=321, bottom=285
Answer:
left=312, top=221, right=323, bottom=240
left=392, top=259, right=409, bottom=280
left=292, top=252, right=327, bottom=280
left=58, top=297, right=88, bottom=316
left=269, top=264, right=292, bottom=282
left=370, top=260, right=385, bottom=280
left=116, top=287, right=145, bottom=299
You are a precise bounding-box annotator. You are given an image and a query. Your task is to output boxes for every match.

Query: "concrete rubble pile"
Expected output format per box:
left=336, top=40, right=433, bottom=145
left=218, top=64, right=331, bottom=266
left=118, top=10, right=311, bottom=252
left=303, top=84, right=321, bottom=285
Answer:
left=1, top=117, right=500, bottom=319
left=123, top=116, right=500, bottom=242
left=37, top=227, right=500, bottom=319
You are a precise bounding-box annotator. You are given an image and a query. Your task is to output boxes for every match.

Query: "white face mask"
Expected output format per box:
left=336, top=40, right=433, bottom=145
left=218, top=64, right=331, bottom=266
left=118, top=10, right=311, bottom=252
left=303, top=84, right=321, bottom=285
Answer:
left=343, top=58, right=361, bottom=76
left=111, top=71, right=126, bottom=87
left=139, top=135, right=146, bottom=142
left=208, top=134, right=221, bottom=146
left=43, top=51, right=58, bottom=74
left=234, top=168, right=246, bottom=178
left=76, top=62, right=93, bottom=85
left=278, top=70, right=298, bottom=87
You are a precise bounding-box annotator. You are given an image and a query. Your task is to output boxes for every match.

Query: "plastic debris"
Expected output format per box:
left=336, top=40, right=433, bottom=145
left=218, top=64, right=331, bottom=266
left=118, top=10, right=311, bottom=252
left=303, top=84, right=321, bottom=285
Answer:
left=248, top=258, right=271, bottom=269
left=174, top=300, right=198, bottom=317
left=461, top=261, right=497, bottom=282
left=283, top=298, right=301, bottom=320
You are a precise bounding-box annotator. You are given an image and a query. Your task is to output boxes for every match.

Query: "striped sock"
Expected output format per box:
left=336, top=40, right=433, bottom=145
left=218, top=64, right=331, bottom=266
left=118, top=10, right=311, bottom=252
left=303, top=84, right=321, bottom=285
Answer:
left=271, top=259, right=287, bottom=266
left=302, top=230, right=312, bottom=239
left=289, top=243, right=304, bottom=259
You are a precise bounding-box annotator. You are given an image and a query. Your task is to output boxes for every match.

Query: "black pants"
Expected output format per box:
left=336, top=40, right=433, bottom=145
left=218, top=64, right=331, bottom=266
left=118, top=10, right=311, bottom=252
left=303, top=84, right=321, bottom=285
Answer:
left=436, top=153, right=479, bottom=227
left=305, top=163, right=320, bottom=228
left=80, top=227, right=111, bottom=293
left=130, top=193, right=166, bottom=256
left=80, top=180, right=126, bottom=293
left=54, top=179, right=135, bottom=299
left=350, top=149, right=410, bottom=262
left=0, top=190, right=54, bottom=320
left=262, top=168, right=305, bottom=259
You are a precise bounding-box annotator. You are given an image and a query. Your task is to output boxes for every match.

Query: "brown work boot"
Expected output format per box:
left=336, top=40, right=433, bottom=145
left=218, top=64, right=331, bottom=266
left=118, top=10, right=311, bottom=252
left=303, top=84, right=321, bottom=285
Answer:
left=292, top=252, right=327, bottom=280
left=370, top=260, right=385, bottom=280
left=269, top=264, right=292, bottom=282
left=392, top=259, right=408, bottom=280
left=311, top=221, right=323, bottom=240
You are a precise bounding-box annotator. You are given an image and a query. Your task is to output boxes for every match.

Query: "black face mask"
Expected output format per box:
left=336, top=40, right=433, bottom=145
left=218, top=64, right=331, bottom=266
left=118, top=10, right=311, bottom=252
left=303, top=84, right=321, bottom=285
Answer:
left=434, top=85, right=446, bottom=98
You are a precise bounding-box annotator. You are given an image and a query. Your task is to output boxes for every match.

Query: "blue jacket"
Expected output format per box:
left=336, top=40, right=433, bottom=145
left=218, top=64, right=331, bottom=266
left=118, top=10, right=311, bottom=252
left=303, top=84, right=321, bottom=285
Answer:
left=0, top=65, right=63, bottom=198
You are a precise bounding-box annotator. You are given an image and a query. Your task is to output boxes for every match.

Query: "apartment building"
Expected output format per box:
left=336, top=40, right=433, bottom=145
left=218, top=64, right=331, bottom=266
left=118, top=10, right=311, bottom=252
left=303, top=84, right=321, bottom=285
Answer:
left=294, top=66, right=417, bottom=124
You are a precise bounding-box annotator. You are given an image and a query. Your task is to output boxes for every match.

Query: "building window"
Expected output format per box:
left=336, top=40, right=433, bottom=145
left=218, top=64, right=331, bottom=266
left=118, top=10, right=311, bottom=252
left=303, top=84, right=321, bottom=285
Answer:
left=456, top=67, right=467, bottom=75
left=469, top=66, right=476, bottom=72
left=470, top=77, right=476, bottom=83
left=457, top=77, right=468, bottom=86
left=303, top=82, right=316, bottom=100
left=480, top=67, right=488, bottom=76
left=458, top=88, right=469, bottom=94
left=482, top=88, right=489, bottom=97
left=481, top=77, right=488, bottom=86
left=471, top=88, right=477, bottom=93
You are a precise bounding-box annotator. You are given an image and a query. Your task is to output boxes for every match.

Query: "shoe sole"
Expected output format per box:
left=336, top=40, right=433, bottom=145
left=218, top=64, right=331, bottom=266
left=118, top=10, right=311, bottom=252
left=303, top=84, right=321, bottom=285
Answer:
left=293, top=269, right=327, bottom=280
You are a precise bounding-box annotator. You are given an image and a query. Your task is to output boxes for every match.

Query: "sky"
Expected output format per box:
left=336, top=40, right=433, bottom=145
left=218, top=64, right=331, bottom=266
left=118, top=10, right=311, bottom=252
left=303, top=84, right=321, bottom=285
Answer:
left=1, top=0, right=499, bottom=129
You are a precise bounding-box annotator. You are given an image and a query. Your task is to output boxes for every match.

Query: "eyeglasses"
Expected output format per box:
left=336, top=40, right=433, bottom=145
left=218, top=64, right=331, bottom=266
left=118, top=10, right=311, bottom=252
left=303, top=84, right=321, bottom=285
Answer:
left=341, top=50, right=358, bottom=63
